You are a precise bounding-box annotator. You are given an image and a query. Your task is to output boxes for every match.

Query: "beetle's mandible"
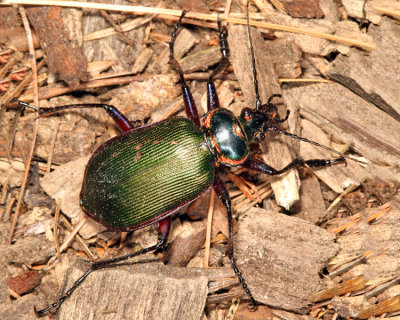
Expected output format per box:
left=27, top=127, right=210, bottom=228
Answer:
left=14, top=9, right=345, bottom=317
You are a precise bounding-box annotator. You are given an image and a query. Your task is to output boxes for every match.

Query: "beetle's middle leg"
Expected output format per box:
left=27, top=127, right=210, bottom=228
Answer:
left=12, top=99, right=134, bottom=132
left=169, top=11, right=201, bottom=128
left=243, top=156, right=345, bottom=175
left=213, top=175, right=257, bottom=309
left=35, top=217, right=171, bottom=316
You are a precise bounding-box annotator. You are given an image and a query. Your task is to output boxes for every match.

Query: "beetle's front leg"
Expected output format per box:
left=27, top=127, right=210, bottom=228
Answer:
left=243, top=156, right=345, bottom=175
left=213, top=175, right=257, bottom=309
left=206, top=16, right=229, bottom=111
left=169, top=11, right=201, bottom=128
left=13, top=99, right=134, bottom=132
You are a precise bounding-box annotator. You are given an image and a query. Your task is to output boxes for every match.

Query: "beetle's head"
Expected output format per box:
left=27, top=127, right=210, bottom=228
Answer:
left=239, top=102, right=289, bottom=143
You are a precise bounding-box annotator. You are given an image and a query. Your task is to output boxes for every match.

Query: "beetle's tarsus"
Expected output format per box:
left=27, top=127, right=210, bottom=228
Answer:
left=247, top=301, right=258, bottom=311
left=12, top=98, right=39, bottom=111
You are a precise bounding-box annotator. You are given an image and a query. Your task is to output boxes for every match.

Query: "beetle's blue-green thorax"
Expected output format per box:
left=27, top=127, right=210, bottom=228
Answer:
left=202, top=108, right=250, bottom=166
left=80, top=117, right=215, bottom=231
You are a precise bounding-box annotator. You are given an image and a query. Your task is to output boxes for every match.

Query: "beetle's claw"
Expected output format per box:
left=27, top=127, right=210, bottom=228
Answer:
left=247, top=301, right=258, bottom=311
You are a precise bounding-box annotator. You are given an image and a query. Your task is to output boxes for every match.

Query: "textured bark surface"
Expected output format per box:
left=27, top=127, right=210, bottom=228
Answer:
left=235, top=207, right=339, bottom=313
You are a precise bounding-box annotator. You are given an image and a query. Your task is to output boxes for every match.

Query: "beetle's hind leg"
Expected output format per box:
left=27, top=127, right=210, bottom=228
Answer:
left=34, top=218, right=171, bottom=317
left=12, top=98, right=134, bottom=132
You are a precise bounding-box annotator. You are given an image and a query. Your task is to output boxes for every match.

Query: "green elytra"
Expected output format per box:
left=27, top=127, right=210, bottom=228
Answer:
left=81, top=117, right=214, bottom=230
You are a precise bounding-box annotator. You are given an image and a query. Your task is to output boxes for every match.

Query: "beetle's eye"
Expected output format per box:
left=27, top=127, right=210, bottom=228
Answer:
left=240, top=108, right=252, bottom=118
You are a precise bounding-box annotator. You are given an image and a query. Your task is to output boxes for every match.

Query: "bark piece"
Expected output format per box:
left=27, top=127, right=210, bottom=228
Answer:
left=329, top=18, right=400, bottom=118
left=235, top=207, right=339, bottom=313
left=283, top=0, right=324, bottom=19
left=8, top=270, right=41, bottom=295
left=0, top=234, right=54, bottom=265
left=296, top=173, right=326, bottom=224
left=163, top=222, right=206, bottom=267
left=132, top=47, right=153, bottom=74
left=55, top=263, right=209, bottom=320
left=228, top=24, right=300, bottom=210
left=180, top=46, right=222, bottom=73
left=26, top=6, right=88, bottom=88
left=267, top=38, right=302, bottom=79
left=0, top=27, right=40, bottom=52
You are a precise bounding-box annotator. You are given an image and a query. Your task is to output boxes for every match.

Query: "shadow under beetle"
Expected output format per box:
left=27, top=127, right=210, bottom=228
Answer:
left=16, top=10, right=344, bottom=316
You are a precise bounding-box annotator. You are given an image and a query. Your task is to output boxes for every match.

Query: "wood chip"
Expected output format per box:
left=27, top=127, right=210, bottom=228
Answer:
left=296, top=172, right=327, bottom=224
left=56, top=263, right=209, bottom=320
left=235, top=207, right=339, bottom=313
left=0, top=234, right=53, bottom=265
left=26, top=6, right=88, bottom=88
left=132, top=47, right=153, bottom=74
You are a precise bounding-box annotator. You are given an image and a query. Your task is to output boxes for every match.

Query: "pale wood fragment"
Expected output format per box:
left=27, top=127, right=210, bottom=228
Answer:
left=266, top=38, right=302, bottom=79
left=0, top=234, right=54, bottom=265
left=341, top=0, right=366, bottom=19
left=132, top=48, right=153, bottom=74
left=174, top=28, right=197, bottom=60
left=180, top=47, right=222, bottom=73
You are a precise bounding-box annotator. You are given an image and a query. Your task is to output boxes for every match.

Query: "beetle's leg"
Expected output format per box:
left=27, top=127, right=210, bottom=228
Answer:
left=34, top=218, right=171, bottom=317
left=206, top=16, right=229, bottom=111
left=267, top=93, right=282, bottom=104
left=213, top=175, right=257, bottom=309
left=169, top=11, right=201, bottom=128
left=12, top=98, right=134, bottom=132
left=243, top=156, right=345, bottom=175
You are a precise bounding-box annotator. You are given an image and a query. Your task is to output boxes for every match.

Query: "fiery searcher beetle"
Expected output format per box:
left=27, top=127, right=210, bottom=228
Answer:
left=14, top=9, right=345, bottom=316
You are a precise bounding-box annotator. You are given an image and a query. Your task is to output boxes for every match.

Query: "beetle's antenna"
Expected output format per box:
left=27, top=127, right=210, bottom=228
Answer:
left=270, top=127, right=345, bottom=159
left=246, top=2, right=261, bottom=110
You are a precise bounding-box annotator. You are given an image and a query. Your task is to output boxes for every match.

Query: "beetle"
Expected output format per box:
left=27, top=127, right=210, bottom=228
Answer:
left=15, top=9, right=344, bottom=316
